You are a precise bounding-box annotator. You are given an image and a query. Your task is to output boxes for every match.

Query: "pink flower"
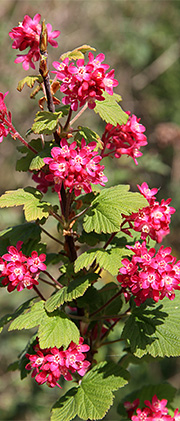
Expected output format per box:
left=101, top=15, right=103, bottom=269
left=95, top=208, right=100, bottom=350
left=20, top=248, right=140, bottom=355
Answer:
left=121, top=183, right=175, bottom=243
left=0, top=243, right=46, bottom=292
left=42, top=138, right=107, bottom=196
left=25, top=337, right=90, bottom=388
left=52, top=52, right=118, bottom=111
left=27, top=251, right=46, bottom=273
left=101, top=113, right=147, bottom=164
left=117, top=242, right=180, bottom=305
left=9, top=14, right=60, bottom=70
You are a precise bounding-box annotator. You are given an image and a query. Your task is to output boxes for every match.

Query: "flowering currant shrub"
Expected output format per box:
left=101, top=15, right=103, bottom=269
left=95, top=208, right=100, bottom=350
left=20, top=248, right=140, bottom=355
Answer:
left=0, top=13, right=180, bottom=421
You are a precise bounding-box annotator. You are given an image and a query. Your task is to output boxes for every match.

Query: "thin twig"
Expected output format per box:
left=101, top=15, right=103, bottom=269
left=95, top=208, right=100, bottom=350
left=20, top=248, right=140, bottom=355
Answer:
left=33, top=285, right=46, bottom=301
left=90, top=289, right=122, bottom=318
left=39, top=277, right=56, bottom=287
left=70, top=103, right=88, bottom=126
left=40, top=225, right=64, bottom=246
left=68, top=204, right=91, bottom=223
left=99, top=338, right=124, bottom=348
left=8, top=122, right=37, bottom=154
left=49, top=208, right=64, bottom=224
left=43, top=270, right=63, bottom=288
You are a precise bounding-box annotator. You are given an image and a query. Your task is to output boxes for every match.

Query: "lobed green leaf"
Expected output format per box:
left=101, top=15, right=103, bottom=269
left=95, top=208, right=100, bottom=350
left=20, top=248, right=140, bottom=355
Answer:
left=75, top=247, right=133, bottom=276
left=17, top=75, right=43, bottom=92
left=32, top=111, right=62, bottom=135
left=9, top=300, right=45, bottom=331
left=45, top=273, right=98, bottom=312
left=51, top=361, right=129, bottom=421
left=122, top=291, right=180, bottom=358
left=0, top=222, right=41, bottom=255
left=0, top=187, right=51, bottom=222
left=83, top=184, right=148, bottom=234
left=0, top=297, right=37, bottom=333
left=9, top=300, right=79, bottom=349
left=94, top=91, right=128, bottom=126
left=38, top=310, right=79, bottom=349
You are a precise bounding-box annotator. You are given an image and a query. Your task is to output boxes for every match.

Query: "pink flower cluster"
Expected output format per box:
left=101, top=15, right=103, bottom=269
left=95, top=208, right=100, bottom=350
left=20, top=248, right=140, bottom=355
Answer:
left=121, top=183, right=175, bottom=243
left=52, top=52, right=118, bottom=111
left=101, top=112, right=147, bottom=164
left=25, top=337, right=91, bottom=388
left=117, top=241, right=180, bottom=305
left=124, top=395, right=180, bottom=420
left=43, top=138, right=108, bottom=196
left=9, top=14, right=60, bottom=70
left=0, top=92, right=12, bottom=143
left=0, top=241, right=46, bottom=292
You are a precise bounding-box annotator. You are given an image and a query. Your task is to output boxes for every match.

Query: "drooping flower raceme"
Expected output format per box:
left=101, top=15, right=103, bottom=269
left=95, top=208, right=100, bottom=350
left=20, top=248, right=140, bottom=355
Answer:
left=52, top=52, right=118, bottom=111
left=9, top=14, right=60, bottom=70
left=121, top=182, right=175, bottom=243
left=43, top=138, right=108, bottom=196
left=0, top=241, right=46, bottom=292
left=101, top=112, right=147, bottom=164
left=124, top=395, right=180, bottom=420
left=25, top=337, right=91, bottom=388
left=117, top=241, right=180, bottom=305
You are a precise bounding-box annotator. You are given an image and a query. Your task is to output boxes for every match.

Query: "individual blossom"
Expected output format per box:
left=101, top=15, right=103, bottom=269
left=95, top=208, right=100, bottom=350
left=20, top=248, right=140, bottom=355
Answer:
left=121, top=182, right=175, bottom=243
left=100, top=112, right=147, bottom=164
left=0, top=242, right=46, bottom=292
left=52, top=52, right=118, bottom=111
left=25, top=337, right=91, bottom=388
left=9, top=14, right=60, bottom=70
left=43, top=138, right=108, bottom=196
left=117, top=241, right=180, bottom=305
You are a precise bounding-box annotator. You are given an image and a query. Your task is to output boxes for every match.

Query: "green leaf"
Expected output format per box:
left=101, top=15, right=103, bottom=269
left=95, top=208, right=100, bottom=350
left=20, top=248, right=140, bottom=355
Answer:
left=32, top=111, right=62, bottom=134
left=9, top=300, right=45, bottom=331
left=75, top=126, right=101, bottom=148
left=94, top=91, right=128, bottom=125
left=0, top=187, right=51, bottom=222
left=38, top=310, right=79, bottom=349
left=122, top=291, right=180, bottom=358
left=51, top=388, right=77, bottom=421
left=7, top=299, right=79, bottom=349
left=45, top=273, right=98, bottom=312
left=0, top=297, right=37, bottom=333
left=17, top=139, right=53, bottom=172
left=17, top=75, right=43, bottom=92
left=51, top=361, right=129, bottom=421
left=75, top=247, right=132, bottom=276
left=16, top=151, right=35, bottom=172
left=60, top=44, right=96, bottom=61
left=29, top=155, right=45, bottom=171
left=0, top=222, right=41, bottom=255
left=83, top=185, right=148, bottom=234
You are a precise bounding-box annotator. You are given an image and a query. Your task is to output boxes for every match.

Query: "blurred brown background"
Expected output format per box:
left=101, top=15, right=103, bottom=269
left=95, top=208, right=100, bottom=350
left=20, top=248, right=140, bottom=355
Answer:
left=1, top=1, right=180, bottom=419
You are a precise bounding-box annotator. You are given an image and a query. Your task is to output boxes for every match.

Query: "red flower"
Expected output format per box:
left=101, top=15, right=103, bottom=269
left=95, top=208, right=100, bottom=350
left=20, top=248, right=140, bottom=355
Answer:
left=25, top=337, right=90, bottom=388
left=117, top=241, right=180, bottom=305
left=0, top=242, right=46, bottom=292
left=9, top=14, right=60, bottom=70
left=43, top=138, right=107, bottom=196
left=101, top=113, right=147, bottom=164
left=52, top=52, right=118, bottom=111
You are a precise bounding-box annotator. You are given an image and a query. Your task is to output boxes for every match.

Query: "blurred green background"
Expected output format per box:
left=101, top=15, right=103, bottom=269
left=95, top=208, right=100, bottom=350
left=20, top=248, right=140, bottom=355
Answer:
left=1, top=0, right=180, bottom=420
